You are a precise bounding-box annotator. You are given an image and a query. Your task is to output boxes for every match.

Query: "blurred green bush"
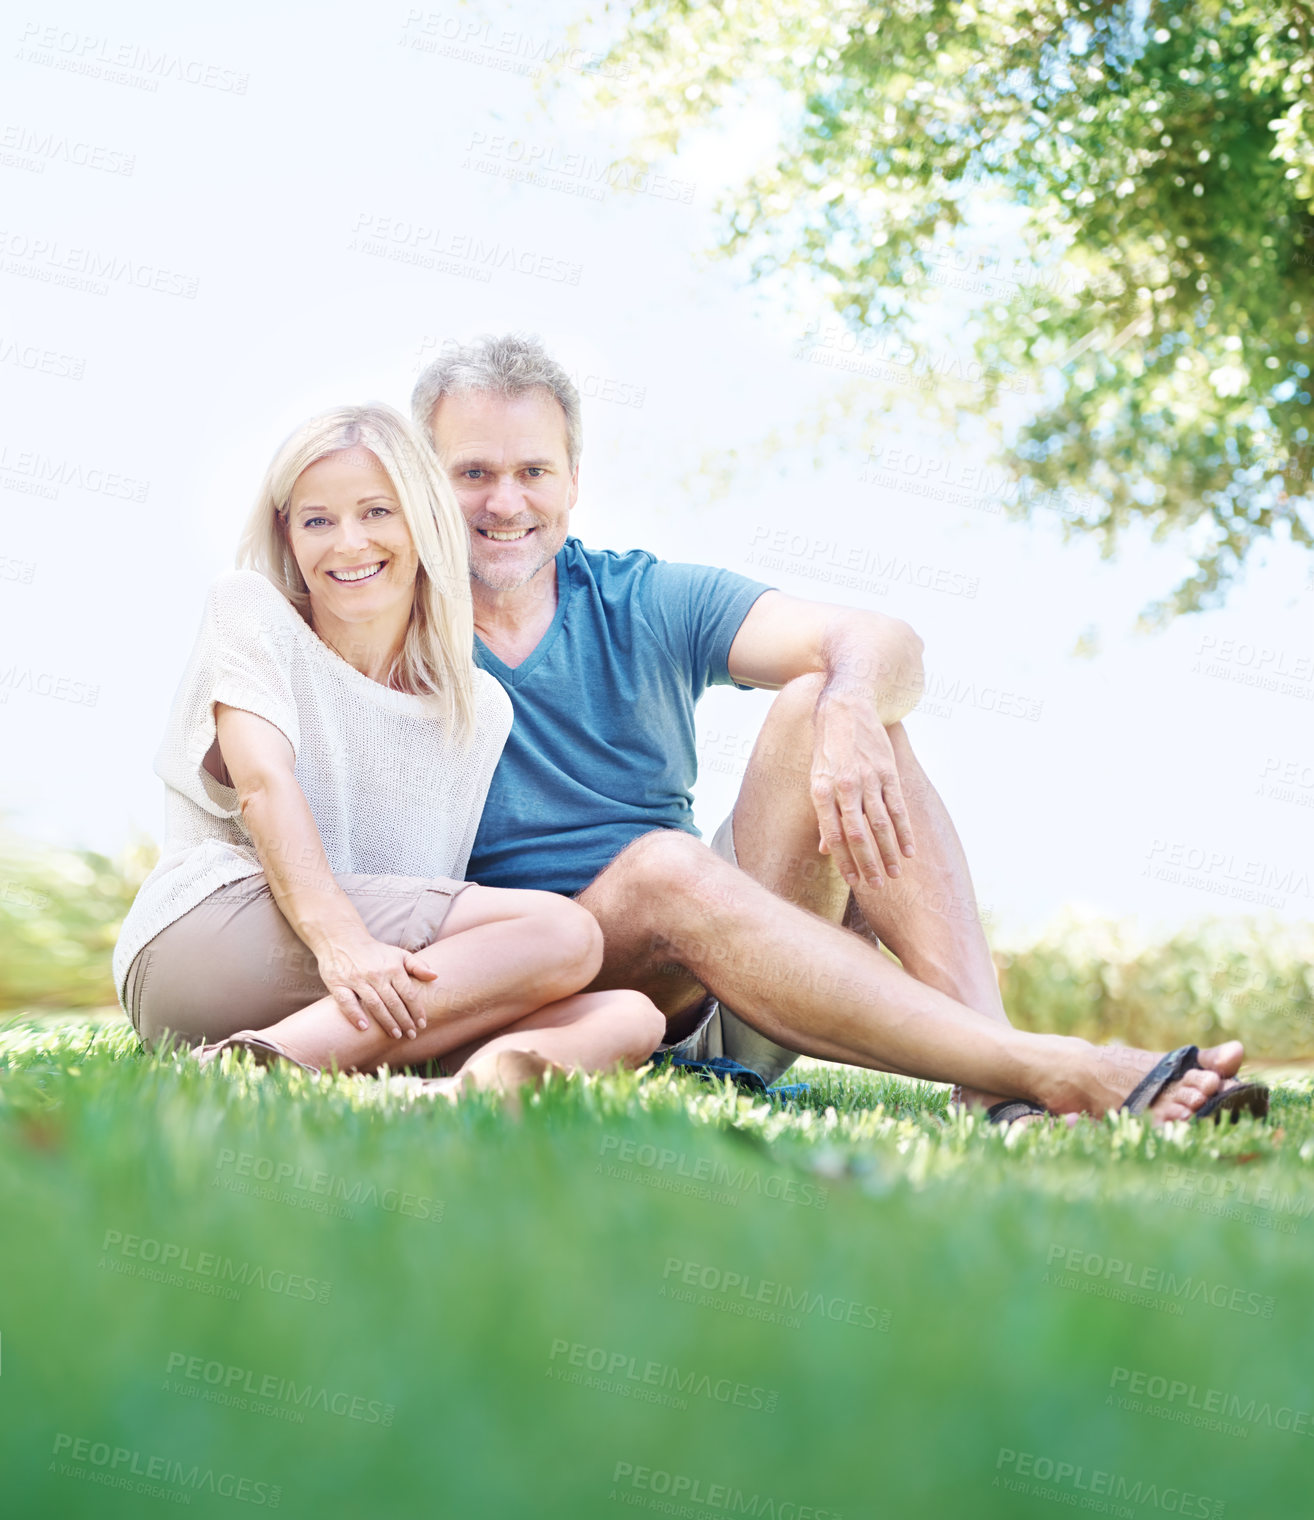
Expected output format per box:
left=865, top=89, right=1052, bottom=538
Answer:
left=995, top=912, right=1314, bottom=1063
left=0, top=830, right=157, bottom=1012
left=2, top=835, right=1311, bottom=1060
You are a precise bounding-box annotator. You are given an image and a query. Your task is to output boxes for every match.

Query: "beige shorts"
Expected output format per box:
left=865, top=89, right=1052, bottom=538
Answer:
left=654, top=813, right=802, bottom=1087
left=124, top=871, right=472, bottom=1050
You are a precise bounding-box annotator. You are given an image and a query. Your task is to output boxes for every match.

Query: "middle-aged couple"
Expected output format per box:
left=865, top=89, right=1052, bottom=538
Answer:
left=112, top=334, right=1268, bottom=1121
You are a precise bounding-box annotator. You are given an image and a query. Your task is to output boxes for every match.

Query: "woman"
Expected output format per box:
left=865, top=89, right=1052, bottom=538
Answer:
left=113, top=403, right=664, bottom=1093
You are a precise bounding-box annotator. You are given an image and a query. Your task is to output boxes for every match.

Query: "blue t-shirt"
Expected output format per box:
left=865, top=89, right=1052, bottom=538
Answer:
left=466, top=537, right=772, bottom=896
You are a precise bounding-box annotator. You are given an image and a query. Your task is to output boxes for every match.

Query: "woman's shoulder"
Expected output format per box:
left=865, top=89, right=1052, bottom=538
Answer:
left=202, top=570, right=304, bottom=644
left=456, top=667, right=513, bottom=753
left=206, top=568, right=295, bottom=613
left=471, top=665, right=514, bottom=714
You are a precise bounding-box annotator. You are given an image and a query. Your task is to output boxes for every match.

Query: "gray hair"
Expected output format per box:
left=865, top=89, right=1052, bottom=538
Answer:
left=411, top=333, right=582, bottom=472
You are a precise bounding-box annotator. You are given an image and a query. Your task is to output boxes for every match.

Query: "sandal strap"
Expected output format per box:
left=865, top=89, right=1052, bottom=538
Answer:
left=986, top=1099, right=1046, bottom=1125
left=1120, top=1045, right=1198, bottom=1115
left=1196, top=1081, right=1270, bottom=1122
left=218, top=1031, right=320, bottom=1076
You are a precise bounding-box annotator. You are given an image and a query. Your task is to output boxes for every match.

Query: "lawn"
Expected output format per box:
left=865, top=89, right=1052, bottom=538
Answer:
left=1, top=1012, right=1310, bottom=1519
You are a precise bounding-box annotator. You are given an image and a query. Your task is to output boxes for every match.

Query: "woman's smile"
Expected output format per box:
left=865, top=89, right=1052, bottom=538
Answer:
left=326, top=560, right=387, bottom=584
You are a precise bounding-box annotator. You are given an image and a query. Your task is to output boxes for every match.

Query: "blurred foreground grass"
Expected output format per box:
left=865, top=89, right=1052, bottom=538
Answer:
left=1, top=1016, right=1312, bottom=1517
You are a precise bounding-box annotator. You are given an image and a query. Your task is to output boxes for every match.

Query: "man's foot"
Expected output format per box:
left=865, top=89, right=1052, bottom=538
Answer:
left=1038, top=1038, right=1250, bottom=1123
left=954, top=1085, right=1061, bottom=1130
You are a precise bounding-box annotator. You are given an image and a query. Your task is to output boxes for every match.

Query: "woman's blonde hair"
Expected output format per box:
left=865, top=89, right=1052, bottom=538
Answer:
left=237, top=402, right=476, bottom=743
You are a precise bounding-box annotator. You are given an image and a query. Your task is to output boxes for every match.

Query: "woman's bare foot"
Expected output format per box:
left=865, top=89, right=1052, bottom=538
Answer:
left=454, top=1047, right=564, bottom=1113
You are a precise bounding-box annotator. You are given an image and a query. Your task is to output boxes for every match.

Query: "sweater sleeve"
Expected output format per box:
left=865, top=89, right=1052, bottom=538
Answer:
left=154, top=571, right=302, bottom=819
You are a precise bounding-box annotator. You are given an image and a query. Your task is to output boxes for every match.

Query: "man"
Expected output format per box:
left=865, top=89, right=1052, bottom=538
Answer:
left=409, top=333, right=1257, bottom=1123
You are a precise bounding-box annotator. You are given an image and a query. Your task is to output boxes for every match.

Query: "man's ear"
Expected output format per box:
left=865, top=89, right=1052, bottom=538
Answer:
left=424, top=405, right=443, bottom=461
left=568, top=464, right=580, bottom=510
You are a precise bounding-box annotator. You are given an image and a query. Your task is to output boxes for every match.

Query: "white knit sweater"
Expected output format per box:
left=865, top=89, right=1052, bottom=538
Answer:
left=112, top=570, right=513, bottom=1010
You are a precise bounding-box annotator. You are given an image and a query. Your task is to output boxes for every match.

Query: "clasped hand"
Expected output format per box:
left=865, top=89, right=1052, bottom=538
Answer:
left=316, top=934, right=438, bottom=1039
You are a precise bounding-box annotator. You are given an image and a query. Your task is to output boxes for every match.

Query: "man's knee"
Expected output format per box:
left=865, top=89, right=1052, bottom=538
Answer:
left=774, top=670, right=827, bottom=710
left=762, top=682, right=920, bottom=797
left=748, top=674, right=826, bottom=789
left=762, top=672, right=826, bottom=739
left=591, top=830, right=753, bottom=942
left=607, top=829, right=718, bottom=899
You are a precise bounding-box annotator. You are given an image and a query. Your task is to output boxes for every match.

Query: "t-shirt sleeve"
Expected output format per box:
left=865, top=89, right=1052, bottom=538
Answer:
left=641, top=558, right=774, bottom=695
left=154, top=572, right=302, bottom=818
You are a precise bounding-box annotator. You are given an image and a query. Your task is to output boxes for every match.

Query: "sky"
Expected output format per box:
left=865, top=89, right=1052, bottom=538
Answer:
left=2, top=0, right=1311, bottom=938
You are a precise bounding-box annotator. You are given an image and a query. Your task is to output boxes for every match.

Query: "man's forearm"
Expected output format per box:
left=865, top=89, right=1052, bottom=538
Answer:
left=818, top=612, right=925, bottom=725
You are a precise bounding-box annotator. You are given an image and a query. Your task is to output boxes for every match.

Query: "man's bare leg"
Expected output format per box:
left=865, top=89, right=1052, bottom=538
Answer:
left=577, top=676, right=1245, bottom=1120
left=707, top=674, right=1019, bottom=1110
left=579, top=829, right=1241, bottom=1120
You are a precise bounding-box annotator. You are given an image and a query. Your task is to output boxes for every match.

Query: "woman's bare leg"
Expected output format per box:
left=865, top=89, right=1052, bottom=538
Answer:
left=444, top=988, right=667, bottom=1087
left=223, top=887, right=628, bottom=1075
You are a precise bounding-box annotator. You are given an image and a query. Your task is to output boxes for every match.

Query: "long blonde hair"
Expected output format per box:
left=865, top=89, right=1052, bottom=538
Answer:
left=237, top=402, right=476, bottom=744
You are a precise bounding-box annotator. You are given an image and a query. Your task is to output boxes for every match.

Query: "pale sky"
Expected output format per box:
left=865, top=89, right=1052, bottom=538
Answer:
left=2, top=0, right=1311, bottom=938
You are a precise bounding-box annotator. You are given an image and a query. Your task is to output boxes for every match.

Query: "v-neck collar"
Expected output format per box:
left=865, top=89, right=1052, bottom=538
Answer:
left=474, top=541, right=573, bottom=688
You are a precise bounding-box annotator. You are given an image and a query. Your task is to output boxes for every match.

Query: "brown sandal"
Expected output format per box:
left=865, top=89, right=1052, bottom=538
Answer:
left=193, top=1030, right=321, bottom=1076
left=1120, top=1045, right=1269, bottom=1123
left=195, top=1034, right=471, bottom=1100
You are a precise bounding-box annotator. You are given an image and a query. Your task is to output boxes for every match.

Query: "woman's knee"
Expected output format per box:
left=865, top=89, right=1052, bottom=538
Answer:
left=525, top=892, right=605, bottom=986
left=626, top=993, right=669, bottom=1060
left=597, top=989, right=667, bottom=1063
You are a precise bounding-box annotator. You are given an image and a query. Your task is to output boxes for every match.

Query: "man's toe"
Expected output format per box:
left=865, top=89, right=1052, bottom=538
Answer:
left=1152, top=1062, right=1248, bottom=1121
left=1196, top=1041, right=1245, bottom=1079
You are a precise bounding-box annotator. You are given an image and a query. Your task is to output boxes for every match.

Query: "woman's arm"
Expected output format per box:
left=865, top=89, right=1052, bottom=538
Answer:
left=213, top=701, right=436, bottom=1040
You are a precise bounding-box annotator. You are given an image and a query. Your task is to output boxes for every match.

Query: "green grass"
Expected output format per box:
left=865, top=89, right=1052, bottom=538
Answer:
left=2, top=1013, right=1313, bottom=1518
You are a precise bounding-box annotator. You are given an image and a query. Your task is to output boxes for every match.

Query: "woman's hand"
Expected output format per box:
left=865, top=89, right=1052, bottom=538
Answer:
left=315, top=933, right=439, bottom=1040
left=210, top=707, right=441, bottom=1044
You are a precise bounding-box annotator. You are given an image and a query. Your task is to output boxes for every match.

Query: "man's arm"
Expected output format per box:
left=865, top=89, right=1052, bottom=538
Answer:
left=725, top=590, right=927, bottom=887
left=726, top=590, right=925, bottom=716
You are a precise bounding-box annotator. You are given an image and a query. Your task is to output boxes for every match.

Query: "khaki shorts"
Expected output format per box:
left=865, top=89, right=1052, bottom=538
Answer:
left=124, top=872, right=472, bottom=1050
left=654, top=813, right=801, bottom=1087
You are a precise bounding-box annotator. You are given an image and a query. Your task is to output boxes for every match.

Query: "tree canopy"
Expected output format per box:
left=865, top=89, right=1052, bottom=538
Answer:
left=583, top=0, right=1314, bottom=617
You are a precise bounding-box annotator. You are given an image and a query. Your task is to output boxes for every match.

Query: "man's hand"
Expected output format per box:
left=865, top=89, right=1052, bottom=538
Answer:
left=810, top=685, right=915, bottom=887
left=722, top=588, right=924, bottom=883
